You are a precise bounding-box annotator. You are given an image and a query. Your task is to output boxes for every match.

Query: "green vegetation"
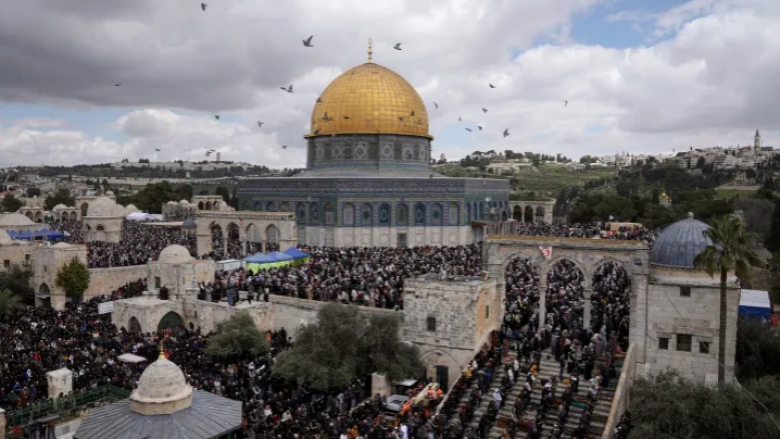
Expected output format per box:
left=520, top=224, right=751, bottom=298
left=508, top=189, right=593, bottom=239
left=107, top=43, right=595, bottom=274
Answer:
left=116, top=181, right=193, bottom=214
left=273, top=303, right=424, bottom=391
left=55, top=257, right=91, bottom=302
left=509, top=165, right=613, bottom=196
left=694, top=215, right=763, bottom=383
left=44, top=187, right=76, bottom=211
left=0, top=289, right=24, bottom=314
left=1, top=193, right=24, bottom=212
left=0, top=266, right=34, bottom=300
left=204, top=313, right=269, bottom=358
left=736, top=319, right=780, bottom=381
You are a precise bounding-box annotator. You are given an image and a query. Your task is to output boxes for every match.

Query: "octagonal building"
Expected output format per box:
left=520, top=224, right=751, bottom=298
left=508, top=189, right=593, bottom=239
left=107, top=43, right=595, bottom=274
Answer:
left=238, top=42, right=510, bottom=248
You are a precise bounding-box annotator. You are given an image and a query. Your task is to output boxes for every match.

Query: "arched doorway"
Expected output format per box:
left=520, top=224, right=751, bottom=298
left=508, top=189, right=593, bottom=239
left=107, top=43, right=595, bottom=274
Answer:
left=128, top=316, right=142, bottom=333
left=198, top=201, right=204, bottom=210
left=245, top=223, right=260, bottom=254
left=513, top=205, right=522, bottom=221
left=36, top=283, right=52, bottom=308
left=61, top=212, right=68, bottom=221
left=226, top=222, right=240, bottom=258
left=80, top=202, right=89, bottom=218
left=535, top=206, right=545, bottom=223
left=95, top=224, right=106, bottom=241
left=70, top=211, right=77, bottom=221
left=265, top=224, right=280, bottom=251
left=157, top=311, right=184, bottom=332
left=591, top=261, right=631, bottom=344
left=524, top=206, right=534, bottom=223
left=210, top=223, right=224, bottom=258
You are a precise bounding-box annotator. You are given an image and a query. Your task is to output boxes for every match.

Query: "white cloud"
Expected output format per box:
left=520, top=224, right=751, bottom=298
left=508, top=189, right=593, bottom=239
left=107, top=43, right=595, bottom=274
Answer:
left=0, top=0, right=778, bottom=167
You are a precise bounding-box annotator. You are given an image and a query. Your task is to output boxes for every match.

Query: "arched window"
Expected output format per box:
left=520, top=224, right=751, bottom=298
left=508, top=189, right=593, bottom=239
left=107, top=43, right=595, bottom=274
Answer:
left=378, top=203, right=391, bottom=226
left=431, top=203, right=442, bottom=226
left=448, top=202, right=459, bottom=225
left=343, top=203, right=355, bottom=226
left=536, top=206, right=545, bottom=223
left=254, top=201, right=263, bottom=211
left=266, top=202, right=276, bottom=212
left=198, top=201, right=204, bottom=210
left=414, top=203, right=426, bottom=226
left=524, top=206, right=534, bottom=223
left=513, top=205, right=522, bottom=221
left=279, top=202, right=292, bottom=212
left=310, top=203, right=320, bottom=225
left=324, top=203, right=335, bottom=225
left=397, top=203, right=408, bottom=226
left=361, top=203, right=373, bottom=226
left=296, top=203, right=306, bottom=224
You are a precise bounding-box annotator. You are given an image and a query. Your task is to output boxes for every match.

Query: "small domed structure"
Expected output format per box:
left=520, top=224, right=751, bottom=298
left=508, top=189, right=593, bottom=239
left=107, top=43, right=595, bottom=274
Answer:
left=650, top=213, right=712, bottom=268
left=124, top=204, right=140, bottom=214
left=129, top=352, right=193, bottom=415
left=87, top=196, right=124, bottom=217
left=181, top=217, right=197, bottom=230
left=52, top=203, right=69, bottom=210
left=105, top=190, right=115, bottom=197
left=158, top=245, right=194, bottom=264
left=0, top=213, right=35, bottom=227
left=179, top=199, right=189, bottom=204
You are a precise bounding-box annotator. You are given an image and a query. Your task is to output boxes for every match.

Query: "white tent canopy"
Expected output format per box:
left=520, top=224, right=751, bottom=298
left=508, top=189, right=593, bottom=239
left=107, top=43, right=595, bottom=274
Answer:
left=117, top=353, right=147, bottom=363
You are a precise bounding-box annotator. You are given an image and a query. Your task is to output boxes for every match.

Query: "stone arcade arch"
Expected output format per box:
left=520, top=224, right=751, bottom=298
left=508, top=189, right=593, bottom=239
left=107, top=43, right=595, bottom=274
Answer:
left=195, top=211, right=297, bottom=257
left=157, top=311, right=184, bottom=332
left=128, top=316, right=142, bottom=333
left=508, top=200, right=555, bottom=224
left=483, top=235, right=649, bottom=350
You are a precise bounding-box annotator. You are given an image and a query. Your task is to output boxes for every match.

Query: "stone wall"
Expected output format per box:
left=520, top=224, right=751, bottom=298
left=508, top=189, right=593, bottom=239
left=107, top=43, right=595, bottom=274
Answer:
left=86, top=265, right=148, bottom=299
left=0, top=242, right=34, bottom=269
left=600, top=344, right=635, bottom=439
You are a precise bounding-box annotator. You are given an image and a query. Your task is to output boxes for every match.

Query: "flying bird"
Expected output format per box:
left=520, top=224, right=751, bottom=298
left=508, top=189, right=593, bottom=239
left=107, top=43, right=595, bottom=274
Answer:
left=482, top=108, right=488, bottom=113
left=303, top=36, right=314, bottom=47
left=208, top=149, right=216, bottom=152
left=433, top=101, right=438, bottom=109
left=465, top=128, right=472, bottom=132
left=394, top=43, right=402, bottom=50
left=257, top=121, right=264, bottom=127
left=201, top=3, right=207, bottom=12
left=282, top=145, right=288, bottom=150
left=563, top=100, right=568, bottom=107
left=503, top=129, right=509, bottom=138
left=477, top=126, right=483, bottom=131
left=205, top=152, right=212, bottom=156
left=316, top=97, right=323, bottom=103
left=410, top=110, right=415, bottom=116
left=114, top=83, right=122, bottom=87
left=489, top=83, right=495, bottom=88
left=458, top=117, right=462, bottom=122
left=344, top=116, right=350, bottom=120
left=214, top=115, right=220, bottom=120
left=280, top=85, right=293, bottom=93
left=398, top=116, right=404, bottom=122
left=155, top=148, right=161, bottom=152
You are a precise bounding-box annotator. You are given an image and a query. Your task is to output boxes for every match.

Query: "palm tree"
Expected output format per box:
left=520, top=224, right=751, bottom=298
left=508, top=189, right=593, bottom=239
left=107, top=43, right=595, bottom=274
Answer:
left=0, top=289, right=24, bottom=315
left=694, top=214, right=763, bottom=384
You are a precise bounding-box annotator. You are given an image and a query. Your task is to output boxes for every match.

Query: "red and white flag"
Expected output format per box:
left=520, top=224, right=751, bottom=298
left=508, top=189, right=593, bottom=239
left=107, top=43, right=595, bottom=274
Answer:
left=539, top=246, right=552, bottom=260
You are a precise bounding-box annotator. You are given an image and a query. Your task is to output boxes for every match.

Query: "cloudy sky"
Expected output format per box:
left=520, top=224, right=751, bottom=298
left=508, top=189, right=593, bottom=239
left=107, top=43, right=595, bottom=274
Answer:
left=0, top=0, right=778, bottom=168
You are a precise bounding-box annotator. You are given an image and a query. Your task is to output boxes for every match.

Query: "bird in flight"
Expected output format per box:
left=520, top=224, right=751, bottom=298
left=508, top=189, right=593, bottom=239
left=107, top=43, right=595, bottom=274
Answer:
left=503, top=129, right=509, bottom=138
left=563, top=100, right=568, bottom=107
left=303, top=36, right=314, bottom=47
left=477, top=126, right=483, bottom=131
left=281, top=85, right=293, bottom=93
left=214, top=115, right=220, bottom=120
left=201, top=3, right=207, bottom=12
left=458, top=117, right=462, bottom=122
left=398, top=116, right=404, bottom=122
left=394, top=43, right=402, bottom=50
left=482, top=108, right=488, bottom=113
left=410, top=110, right=415, bottom=116
left=206, top=151, right=212, bottom=157
left=208, top=149, right=216, bottom=152
left=282, top=145, right=288, bottom=150
left=465, top=128, right=472, bottom=132
left=316, top=97, right=323, bottom=103
left=433, top=101, right=438, bottom=109
left=344, top=116, right=350, bottom=120
left=114, top=83, right=122, bottom=87
left=489, top=83, right=495, bottom=89
left=257, top=121, right=264, bottom=127
left=155, top=148, right=161, bottom=152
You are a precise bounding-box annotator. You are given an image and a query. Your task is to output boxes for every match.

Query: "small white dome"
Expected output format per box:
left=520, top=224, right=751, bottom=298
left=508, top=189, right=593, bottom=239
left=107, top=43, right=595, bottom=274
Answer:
left=124, top=204, right=140, bottom=214
left=86, top=197, right=124, bottom=217
left=167, top=201, right=177, bottom=205
left=52, top=204, right=68, bottom=210
left=179, top=199, right=189, bottom=204
left=105, top=190, right=114, bottom=196
left=129, top=356, right=193, bottom=415
left=0, top=213, right=34, bottom=227
left=158, top=245, right=194, bottom=264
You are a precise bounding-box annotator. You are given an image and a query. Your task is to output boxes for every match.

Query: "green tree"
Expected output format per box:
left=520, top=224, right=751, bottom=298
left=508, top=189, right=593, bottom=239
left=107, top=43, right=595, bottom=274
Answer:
left=26, top=187, right=41, bottom=198
left=627, top=372, right=780, bottom=439
left=44, top=188, right=76, bottom=211
left=694, top=215, right=763, bottom=384
left=736, top=319, right=780, bottom=381
left=204, top=312, right=269, bottom=358
left=273, top=304, right=423, bottom=390
left=0, top=265, right=34, bottom=299
left=215, top=186, right=231, bottom=203
left=766, top=198, right=780, bottom=252
left=55, top=257, right=90, bottom=302
left=117, top=181, right=192, bottom=214
left=0, top=289, right=24, bottom=314
left=1, top=193, right=24, bottom=212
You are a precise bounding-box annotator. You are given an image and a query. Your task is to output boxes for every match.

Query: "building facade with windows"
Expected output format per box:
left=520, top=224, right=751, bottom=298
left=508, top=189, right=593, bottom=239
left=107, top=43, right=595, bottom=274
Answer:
left=641, top=213, right=739, bottom=384
left=238, top=47, right=509, bottom=247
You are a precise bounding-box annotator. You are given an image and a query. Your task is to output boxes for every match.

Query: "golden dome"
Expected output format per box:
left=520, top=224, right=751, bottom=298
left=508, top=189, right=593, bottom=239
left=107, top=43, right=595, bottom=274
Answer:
left=307, top=62, right=432, bottom=139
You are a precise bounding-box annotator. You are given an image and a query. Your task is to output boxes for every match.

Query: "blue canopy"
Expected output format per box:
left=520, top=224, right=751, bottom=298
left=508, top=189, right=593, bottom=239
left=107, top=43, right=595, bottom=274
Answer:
left=267, top=251, right=293, bottom=262
left=283, top=247, right=309, bottom=259
left=243, top=253, right=276, bottom=264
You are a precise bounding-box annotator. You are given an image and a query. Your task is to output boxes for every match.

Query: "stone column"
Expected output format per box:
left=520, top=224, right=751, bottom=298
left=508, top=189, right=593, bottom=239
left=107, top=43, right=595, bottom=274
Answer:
left=583, top=289, right=593, bottom=331
left=0, top=407, right=5, bottom=439
left=537, top=284, right=547, bottom=335
left=46, top=368, right=73, bottom=399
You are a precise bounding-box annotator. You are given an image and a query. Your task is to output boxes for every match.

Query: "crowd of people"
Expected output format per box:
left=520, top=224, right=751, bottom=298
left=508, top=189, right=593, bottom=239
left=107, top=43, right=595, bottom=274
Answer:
left=507, top=222, right=655, bottom=245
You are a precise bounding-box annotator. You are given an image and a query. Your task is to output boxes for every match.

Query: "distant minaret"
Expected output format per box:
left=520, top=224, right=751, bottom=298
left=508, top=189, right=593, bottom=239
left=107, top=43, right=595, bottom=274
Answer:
left=216, top=152, right=221, bottom=162
left=754, top=129, right=762, bottom=150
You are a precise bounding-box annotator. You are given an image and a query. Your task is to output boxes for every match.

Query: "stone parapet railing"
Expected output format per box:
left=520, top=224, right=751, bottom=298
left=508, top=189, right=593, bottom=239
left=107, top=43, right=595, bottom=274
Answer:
left=601, top=343, right=635, bottom=439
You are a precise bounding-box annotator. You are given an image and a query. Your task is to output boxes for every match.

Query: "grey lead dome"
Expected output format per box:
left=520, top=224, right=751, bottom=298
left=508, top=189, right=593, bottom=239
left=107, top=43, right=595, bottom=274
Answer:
left=650, top=212, right=713, bottom=268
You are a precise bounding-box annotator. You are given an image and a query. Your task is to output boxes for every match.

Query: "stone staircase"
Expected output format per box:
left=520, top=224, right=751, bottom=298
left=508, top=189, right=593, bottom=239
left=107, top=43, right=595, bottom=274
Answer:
left=483, top=349, right=625, bottom=439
